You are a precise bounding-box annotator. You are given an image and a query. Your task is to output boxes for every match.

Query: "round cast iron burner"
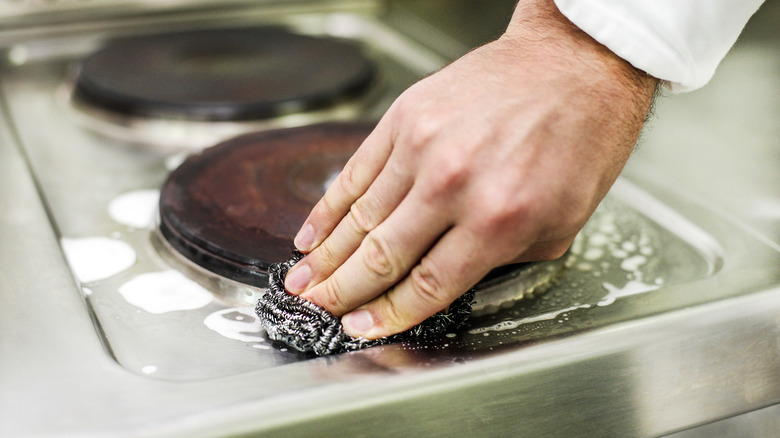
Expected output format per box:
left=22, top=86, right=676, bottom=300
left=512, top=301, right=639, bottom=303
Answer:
left=159, top=122, right=374, bottom=286
left=74, top=27, right=376, bottom=121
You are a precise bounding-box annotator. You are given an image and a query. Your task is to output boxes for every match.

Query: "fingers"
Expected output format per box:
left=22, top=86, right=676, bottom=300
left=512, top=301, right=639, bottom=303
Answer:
left=298, top=185, right=451, bottom=318
left=340, top=225, right=500, bottom=339
left=333, top=224, right=577, bottom=340
left=284, top=157, right=414, bottom=293
left=293, top=120, right=394, bottom=253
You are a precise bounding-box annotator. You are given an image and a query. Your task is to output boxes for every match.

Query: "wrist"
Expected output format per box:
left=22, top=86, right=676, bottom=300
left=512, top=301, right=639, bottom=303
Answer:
left=502, top=0, right=659, bottom=110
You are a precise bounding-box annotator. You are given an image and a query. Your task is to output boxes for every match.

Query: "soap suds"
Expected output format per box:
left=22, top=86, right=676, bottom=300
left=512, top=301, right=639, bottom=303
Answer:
left=204, top=307, right=266, bottom=343
left=598, top=281, right=660, bottom=307
left=108, top=189, right=160, bottom=229
left=61, top=237, right=136, bottom=283
left=620, top=255, right=647, bottom=272
left=118, top=270, right=212, bottom=313
left=468, top=304, right=592, bottom=334
left=583, top=248, right=604, bottom=260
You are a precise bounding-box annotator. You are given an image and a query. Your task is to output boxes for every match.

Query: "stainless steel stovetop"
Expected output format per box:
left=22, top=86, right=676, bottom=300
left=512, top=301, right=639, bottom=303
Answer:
left=1, top=1, right=779, bottom=437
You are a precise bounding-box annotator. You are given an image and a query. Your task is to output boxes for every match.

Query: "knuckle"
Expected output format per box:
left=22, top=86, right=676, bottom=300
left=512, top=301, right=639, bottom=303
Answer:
left=382, top=293, right=404, bottom=327
left=475, top=194, right=534, bottom=234
left=396, top=99, right=440, bottom=150
left=314, top=239, right=340, bottom=268
left=319, top=190, right=340, bottom=219
left=432, top=155, right=471, bottom=193
left=406, top=117, right=439, bottom=151
left=409, top=260, right=448, bottom=309
left=379, top=292, right=411, bottom=332
left=318, top=278, right=347, bottom=315
left=473, top=190, right=592, bottom=242
left=361, top=233, right=398, bottom=280
left=348, top=197, right=376, bottom=235
left=337, top=161, right=362, bottom=199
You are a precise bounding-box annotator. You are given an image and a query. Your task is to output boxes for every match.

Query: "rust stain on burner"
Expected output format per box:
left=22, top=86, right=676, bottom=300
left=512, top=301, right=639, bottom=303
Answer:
left=159, top=122, right=375, bottom=286
left=73, top=27, right=376, bottom=121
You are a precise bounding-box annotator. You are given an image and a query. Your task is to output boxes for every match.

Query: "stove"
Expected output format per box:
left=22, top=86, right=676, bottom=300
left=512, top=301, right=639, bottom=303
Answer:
left=2, top=1, right=779, bottom=436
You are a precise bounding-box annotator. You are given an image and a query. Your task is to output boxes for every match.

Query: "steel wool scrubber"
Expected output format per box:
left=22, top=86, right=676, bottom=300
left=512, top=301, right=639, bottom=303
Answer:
left=255, top=252, right=476, bottom=356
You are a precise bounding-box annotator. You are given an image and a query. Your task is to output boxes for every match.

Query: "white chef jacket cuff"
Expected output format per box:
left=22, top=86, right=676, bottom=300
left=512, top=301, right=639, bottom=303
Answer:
left=553, top=0, right=764, bottom=93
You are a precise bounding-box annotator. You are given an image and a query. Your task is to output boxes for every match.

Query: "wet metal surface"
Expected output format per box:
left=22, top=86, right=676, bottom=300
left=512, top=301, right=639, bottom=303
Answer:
left=1, top=1, right=779, bottom=437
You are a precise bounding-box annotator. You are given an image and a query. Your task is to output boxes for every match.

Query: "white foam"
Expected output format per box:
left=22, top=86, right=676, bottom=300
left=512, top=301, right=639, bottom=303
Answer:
left=108, top=189, right=160, bottom=229
left=468, top=304, right=592, bottom=334
left=118, top=270, right=212, bottom=314
left=598, top=217, right=617, bottom=234
left=204, top=307, right=266, bottom=343
left=61, top=237, right=136, bottom=283
left=610, top=249, right=629, bottom=259
left=576, top=262, right=594, bottom=271
left=588, top=233, right=609, bottom=247
left=598, top=280, right=659, bottom=307
left=141, top=365, right=158, bottom=374
left=620, top=255, right=647, bottom=272
left=583, top=248, right=604, bottom=261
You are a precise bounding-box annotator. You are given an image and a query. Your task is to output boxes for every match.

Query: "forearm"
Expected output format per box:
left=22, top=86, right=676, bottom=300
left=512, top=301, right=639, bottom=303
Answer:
left=505, top=0, right=659, bottom=119
left=500, top=0, right=659, bottom=189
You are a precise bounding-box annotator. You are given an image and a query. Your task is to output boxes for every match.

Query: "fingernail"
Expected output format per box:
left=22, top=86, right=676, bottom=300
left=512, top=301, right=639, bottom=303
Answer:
left=284, top=263, right=310, bottom=294
left=342, top=310, right=374, bottom=337
left=294, top=223, right=315, bottom=252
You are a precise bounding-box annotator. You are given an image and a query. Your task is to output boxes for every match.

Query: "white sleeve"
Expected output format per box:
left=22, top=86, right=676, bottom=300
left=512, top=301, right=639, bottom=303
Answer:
left=553, top=0, right=765, bottom=92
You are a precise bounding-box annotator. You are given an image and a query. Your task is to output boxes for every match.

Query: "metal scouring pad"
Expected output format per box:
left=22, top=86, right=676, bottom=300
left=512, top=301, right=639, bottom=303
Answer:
left=256, top=252, right=475, bottom=356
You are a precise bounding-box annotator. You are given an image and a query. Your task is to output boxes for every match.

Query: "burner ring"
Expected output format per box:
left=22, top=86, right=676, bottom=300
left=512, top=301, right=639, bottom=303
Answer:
left=159, top=122, right=375, bottom=285
left=74, top=27, right=376, bottom=121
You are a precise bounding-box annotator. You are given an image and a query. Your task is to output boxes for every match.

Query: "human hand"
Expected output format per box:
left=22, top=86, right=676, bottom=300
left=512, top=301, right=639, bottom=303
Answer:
left=283, top=0, right=658, bottom=339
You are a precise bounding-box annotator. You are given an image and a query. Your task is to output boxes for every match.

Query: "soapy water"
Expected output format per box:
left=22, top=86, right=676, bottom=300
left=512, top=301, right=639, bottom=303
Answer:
left=598, top=280, right=660, bottom=307
left=467, top=201, right=666, bottom=336
left=468, top=304, right=592, bottom=335
left=61, top=236, right=136, bottom=283
left=84, top=178, right=670, bottom=354
left=108, top=189, right=160, bottom=229
left=620, top=255, right=647, bottom=272
left=117, top=270, right=213, bottom=314
left=203, top=307, right=267, bottom=344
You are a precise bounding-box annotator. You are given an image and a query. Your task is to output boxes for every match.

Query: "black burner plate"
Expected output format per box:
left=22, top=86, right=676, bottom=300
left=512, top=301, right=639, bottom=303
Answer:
left=74, top=27, right=376, bottom=121
left=159, top=122, right=374, bottom=285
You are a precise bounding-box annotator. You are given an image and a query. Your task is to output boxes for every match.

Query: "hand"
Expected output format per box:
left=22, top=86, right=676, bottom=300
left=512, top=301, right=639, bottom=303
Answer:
left=283, top=0, right=658, bottom=339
